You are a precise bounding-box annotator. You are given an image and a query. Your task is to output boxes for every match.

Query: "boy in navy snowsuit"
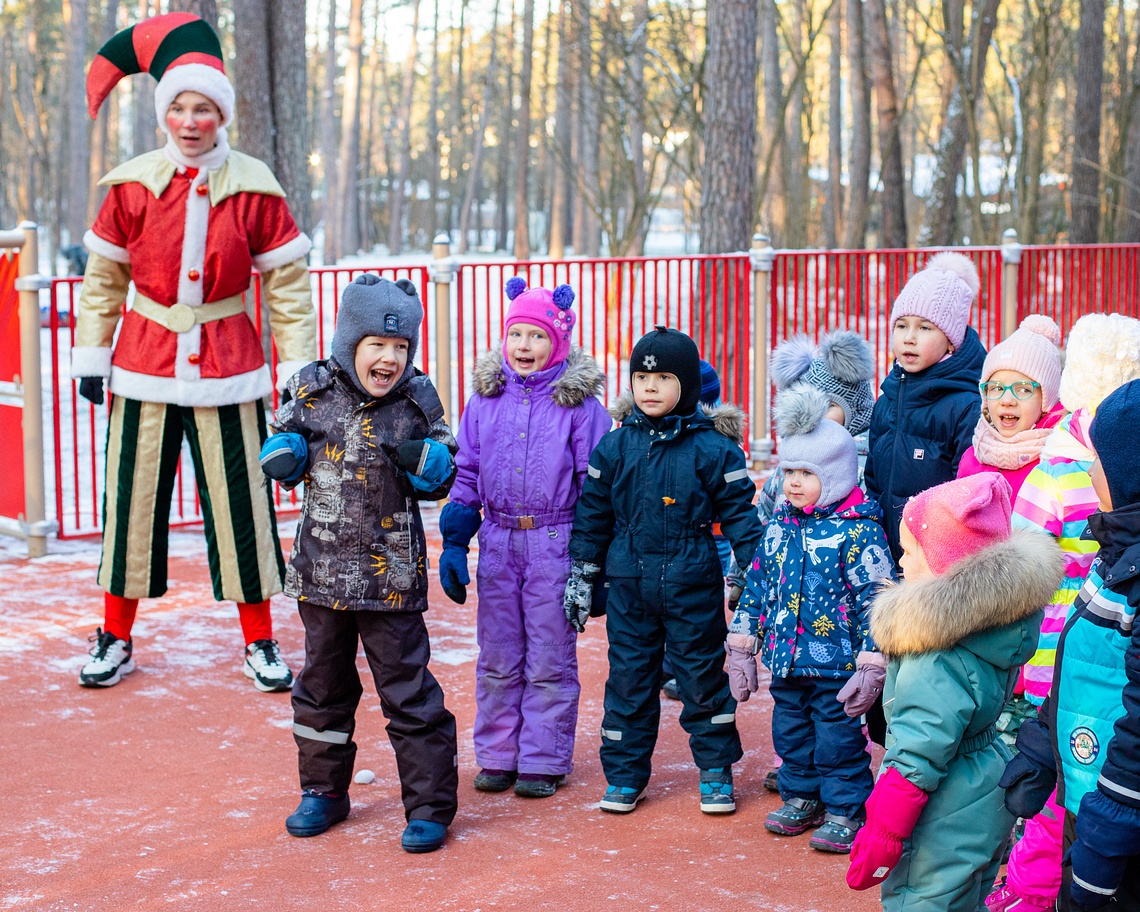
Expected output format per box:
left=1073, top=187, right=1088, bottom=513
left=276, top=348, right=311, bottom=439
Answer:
left=564, top=326, right=763, bottom=814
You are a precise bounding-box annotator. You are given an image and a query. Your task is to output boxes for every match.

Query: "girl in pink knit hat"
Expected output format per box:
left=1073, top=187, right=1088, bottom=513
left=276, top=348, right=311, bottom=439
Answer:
left=958, top=314, right=1065, bottom=503
left=438, top=278, right=613, bottom=799
left=847, top=474, right=1064, bottom=912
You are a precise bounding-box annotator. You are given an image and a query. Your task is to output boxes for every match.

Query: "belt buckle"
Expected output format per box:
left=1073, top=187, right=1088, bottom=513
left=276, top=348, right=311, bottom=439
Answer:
left=517, top=515, right=535, bottom=530
left=166, top=303, right=196, bottom=333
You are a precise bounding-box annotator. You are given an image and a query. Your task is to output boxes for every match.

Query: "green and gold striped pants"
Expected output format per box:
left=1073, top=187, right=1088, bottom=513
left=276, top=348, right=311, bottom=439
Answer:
left=98, top=396, right=286, bottom=604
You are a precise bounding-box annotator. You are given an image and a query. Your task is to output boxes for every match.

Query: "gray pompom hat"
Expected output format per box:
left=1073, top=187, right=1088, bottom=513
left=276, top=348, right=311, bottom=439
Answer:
left=775, top=384, right=858, bottom=509
left=770, top=330, right=876, bottom=435
left=331, top=274, right=423, bottom=396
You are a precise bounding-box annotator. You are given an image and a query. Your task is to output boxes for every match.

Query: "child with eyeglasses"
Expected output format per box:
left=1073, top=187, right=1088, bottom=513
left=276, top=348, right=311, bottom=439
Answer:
left=957, top=315, right=1064, bottom=502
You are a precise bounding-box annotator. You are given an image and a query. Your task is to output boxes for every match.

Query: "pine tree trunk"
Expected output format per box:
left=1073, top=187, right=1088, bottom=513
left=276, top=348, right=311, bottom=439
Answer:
left=458, top=0, right=500, bottom=253
left=759, top=0, right=785, bottom=242
left=822, top=0, right=842, bottom=249
left=1071, top=0, right=1105, bottom=243
left=428, top=0, right=442, bottom=237
left=867, top=0, right=907, bottom=247
left=233, top=0, right=274, bottom=165
left=88, top=0, right=120, bottom=226
left=168, top=0, right=217, bottom=26
left=134, top=0, right=158, bottom=156
left=548, top=0, right=573, bottom=258
left=338, top=0, right=364, bottom=256
left=700, top=0, right=758, bottom=253
left=575, top=0, right=600, bottom=255
left=390, top=0, right=423, bottom=255
left=63, top=0, right=90, bottom=245
left=842, top=0, right=871, bottom=248
left=322, top=0, right=341, bottom=263
left=269, top=0, right=314, bottom=236
left=513, top=0, right=536, bottom=258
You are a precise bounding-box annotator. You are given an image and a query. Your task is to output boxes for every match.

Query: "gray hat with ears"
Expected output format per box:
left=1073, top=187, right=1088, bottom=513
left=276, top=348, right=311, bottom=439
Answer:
left=775, top=384, right=858, bottom=510
left=331, top=274, right=423, bottom=396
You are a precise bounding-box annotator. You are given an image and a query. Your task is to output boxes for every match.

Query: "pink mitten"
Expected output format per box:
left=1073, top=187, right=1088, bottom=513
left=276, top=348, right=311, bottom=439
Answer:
left=847, top=766, right=929, bottom=891
left=724, top=635, right=759, bottom=703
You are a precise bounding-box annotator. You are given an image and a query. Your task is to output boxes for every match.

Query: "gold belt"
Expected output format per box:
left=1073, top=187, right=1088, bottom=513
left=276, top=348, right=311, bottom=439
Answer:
left=130, top=291, right=247, bottom=334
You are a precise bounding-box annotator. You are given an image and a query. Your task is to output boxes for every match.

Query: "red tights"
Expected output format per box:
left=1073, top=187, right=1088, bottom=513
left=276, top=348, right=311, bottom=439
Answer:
left=102, top=594, right=272, bottom=645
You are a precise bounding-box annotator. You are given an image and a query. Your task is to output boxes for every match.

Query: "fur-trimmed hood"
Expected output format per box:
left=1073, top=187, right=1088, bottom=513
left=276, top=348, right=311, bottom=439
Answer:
left=471, top=346, right=605, bottom=408
left=607, top=392, right=746, bottom=445
left=870, top=528, right=1063, bottom=658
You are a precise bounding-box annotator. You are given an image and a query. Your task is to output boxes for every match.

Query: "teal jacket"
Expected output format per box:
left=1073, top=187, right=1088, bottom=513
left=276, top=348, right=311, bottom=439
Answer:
left=870, top=529, right=1063, bottom=912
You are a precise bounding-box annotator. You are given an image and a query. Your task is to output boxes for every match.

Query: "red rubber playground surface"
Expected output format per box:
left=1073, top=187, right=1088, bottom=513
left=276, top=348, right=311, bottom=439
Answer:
left=3, top=504, right=883, bottom=912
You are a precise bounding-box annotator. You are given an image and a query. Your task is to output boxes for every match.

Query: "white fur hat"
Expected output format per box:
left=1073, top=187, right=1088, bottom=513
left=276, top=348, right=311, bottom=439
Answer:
left=1058, top=312, right=1140, bottom=414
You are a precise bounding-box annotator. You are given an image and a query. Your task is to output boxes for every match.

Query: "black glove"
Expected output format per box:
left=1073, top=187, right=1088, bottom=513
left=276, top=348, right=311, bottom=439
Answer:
left=1000, top=717, right=1057, bottom=819
left=78, top=376, right=105, bottom=405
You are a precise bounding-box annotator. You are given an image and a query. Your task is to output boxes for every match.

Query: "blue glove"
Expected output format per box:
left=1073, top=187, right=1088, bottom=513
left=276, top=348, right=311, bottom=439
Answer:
left=396, top=438, right=454, bottom=492
left=438, top=501, right=482, bottom=604
left=259, top=433, right=308, bottom=485
left=1000, top=716, right=1056, bottom=819
left=1068, top=789, right=1140, bottom=910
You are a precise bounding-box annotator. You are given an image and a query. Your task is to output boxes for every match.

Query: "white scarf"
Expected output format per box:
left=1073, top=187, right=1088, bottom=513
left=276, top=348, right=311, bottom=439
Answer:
left=163, top=128, right=231, bottom=173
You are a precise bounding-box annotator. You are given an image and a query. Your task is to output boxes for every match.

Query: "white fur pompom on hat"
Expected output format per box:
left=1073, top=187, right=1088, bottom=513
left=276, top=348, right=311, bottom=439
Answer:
left=889, top=251, right=980, bottom=348
left=771, top=336, right=818, bottom=390
left=1058, top=312, right=1140, bottom=414
left=774, top=384, right=858, bottom=509
left=774, top=384, right=830, bottom=438
left=770, top=331, right=876, bottom=435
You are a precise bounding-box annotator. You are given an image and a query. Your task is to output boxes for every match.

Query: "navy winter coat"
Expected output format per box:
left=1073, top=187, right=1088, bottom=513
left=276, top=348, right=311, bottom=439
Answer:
left=569, top=396, right=764, bottom=601
left=864, top=327, right=986, bottom=561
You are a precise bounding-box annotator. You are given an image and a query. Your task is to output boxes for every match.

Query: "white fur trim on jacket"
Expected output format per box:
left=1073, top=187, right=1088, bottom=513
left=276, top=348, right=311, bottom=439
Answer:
left=109, top=364, right=272, bottom=407
left=82, top=230, right=130, bottom=265
left=154, top=63, right=235, bottom=128
left=253, top=235, right=312, bottom=273
left=71, top=346, right=113, bottom=379
left=275, top=359, right=310, bottom=392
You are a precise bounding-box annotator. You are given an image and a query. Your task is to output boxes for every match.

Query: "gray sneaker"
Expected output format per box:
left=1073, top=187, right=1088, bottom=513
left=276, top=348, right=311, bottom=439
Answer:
left=764, top=797, right=825, bottom=835
left=809, top=813, right=863, bottom=853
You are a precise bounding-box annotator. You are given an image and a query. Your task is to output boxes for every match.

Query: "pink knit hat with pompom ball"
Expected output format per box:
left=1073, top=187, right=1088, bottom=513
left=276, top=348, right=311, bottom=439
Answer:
left=889, top=251, right=980, bottom=348
left=503, top=277, right=577, bottom=369
left=903, top=474, right=1012, bottom=575
left=981, top=314, right=1063, bottom=410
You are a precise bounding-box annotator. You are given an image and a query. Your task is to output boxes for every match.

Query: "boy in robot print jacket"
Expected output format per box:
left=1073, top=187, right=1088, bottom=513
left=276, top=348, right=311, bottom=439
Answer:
left=261, top=274, right=459, bottom=854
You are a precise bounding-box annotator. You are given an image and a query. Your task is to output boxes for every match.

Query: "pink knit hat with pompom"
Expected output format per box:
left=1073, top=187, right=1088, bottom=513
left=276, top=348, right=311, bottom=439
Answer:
left=903, top=474, right=1012, bottom=575
left=503, top=277, right=577, bottom=368
left=889, top=251, right=980, bottom=348
left=981, top=314, right=1063, bottom=410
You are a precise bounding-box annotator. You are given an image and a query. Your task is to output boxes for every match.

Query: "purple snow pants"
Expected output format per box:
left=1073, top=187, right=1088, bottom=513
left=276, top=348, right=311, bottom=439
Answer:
left=474, top=520, right=579, bottom=776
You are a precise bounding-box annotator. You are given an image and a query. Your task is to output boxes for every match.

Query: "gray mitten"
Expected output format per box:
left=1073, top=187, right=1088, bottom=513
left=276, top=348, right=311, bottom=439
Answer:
left=563, top=560, right=600, bottom=632
left=836, top=652, right=887, bottom=717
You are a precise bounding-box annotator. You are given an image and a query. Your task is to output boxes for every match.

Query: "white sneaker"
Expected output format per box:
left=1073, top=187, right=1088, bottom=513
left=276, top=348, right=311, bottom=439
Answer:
left=244, top=639, right=294, bottom=692
left=79, top=628, right=135, bottom=687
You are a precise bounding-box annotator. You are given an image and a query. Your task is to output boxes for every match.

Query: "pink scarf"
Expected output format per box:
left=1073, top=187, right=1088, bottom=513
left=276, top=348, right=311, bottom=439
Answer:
left=971, top=415, right=1052, bottom=471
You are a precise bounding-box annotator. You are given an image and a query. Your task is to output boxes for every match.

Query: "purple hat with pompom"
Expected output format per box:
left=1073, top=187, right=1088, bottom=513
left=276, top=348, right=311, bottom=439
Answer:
left=503, top=276, right=577, bottom=368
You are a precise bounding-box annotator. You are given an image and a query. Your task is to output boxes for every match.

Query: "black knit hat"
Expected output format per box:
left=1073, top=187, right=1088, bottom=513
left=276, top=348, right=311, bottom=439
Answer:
left=630, top=325, right=702, bottom=416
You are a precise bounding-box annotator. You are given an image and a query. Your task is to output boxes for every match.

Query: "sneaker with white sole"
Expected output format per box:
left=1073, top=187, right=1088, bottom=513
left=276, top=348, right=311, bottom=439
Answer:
left=244, top=639, right=294, bottom=692
left=599, top=785, right=646, bottom=813
left=699, top=767, right=736, bottom=814
left=78, top=628, right=135, bottom=687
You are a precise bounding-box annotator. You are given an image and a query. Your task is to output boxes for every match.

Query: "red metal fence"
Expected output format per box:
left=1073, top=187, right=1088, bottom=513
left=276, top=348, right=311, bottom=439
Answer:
left=44, top=242, right=1140, bottom=539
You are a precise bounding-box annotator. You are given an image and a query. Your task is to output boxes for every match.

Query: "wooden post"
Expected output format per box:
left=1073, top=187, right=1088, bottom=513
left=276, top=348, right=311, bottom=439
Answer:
left=431, top=233, right=454, bottom=428
left=750, top=232, right=774, bottom=470
left=9, top=222, right=52, bottom=557
left=1001, top=228, right=1022, bottom=341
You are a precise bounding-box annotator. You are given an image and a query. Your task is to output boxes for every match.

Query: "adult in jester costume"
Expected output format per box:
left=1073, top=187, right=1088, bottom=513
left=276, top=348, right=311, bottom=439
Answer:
left=72, top=12, right=317, bottom=692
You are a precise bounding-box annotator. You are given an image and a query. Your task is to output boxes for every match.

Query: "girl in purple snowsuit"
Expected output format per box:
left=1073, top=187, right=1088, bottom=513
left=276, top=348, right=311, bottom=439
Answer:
left=438, top=278, right=612, bottom=798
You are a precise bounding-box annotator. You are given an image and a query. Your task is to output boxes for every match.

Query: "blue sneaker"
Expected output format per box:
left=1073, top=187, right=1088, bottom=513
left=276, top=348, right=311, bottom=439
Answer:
left=599, top=785, right=646, bottom=813
left=285, top=790, right=350, bottom=837
left=699, top=767, right=735, bottom=814
left=401, top=819, right=448, bottom=853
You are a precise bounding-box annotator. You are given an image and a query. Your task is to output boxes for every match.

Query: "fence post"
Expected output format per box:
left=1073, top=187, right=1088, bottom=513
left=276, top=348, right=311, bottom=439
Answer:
left=749, top=233, right=775, bottom=470
left=12, top=222, right=51, bottom=557
left=431, top=233, right=454, bottom=428
left=1001, top=228, right=1022, bottom=340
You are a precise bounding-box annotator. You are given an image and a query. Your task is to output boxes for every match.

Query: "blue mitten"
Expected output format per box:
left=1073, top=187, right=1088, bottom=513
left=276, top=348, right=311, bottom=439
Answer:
left=1069, top=789, right=1140, bottom=910
left=438, top=501, right=482, bottom=604
left=260, top=433, right=308, bottom=486
left=1000, top=716, right=1057, bottom=819
left=397, top=438, right=454, bottom=492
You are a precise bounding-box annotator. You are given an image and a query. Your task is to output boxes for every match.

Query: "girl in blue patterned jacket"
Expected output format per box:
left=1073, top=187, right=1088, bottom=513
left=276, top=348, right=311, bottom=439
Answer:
left=727, top=385, right=895, bottom=853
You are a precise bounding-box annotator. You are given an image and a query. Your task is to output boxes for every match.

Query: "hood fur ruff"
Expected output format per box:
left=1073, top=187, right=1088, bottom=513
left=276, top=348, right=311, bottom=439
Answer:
left=870, top=529, right=1064, bottom=656
left=472, top=346, right=605, bottom=408
left=608, top=392, right=746, bottom=445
